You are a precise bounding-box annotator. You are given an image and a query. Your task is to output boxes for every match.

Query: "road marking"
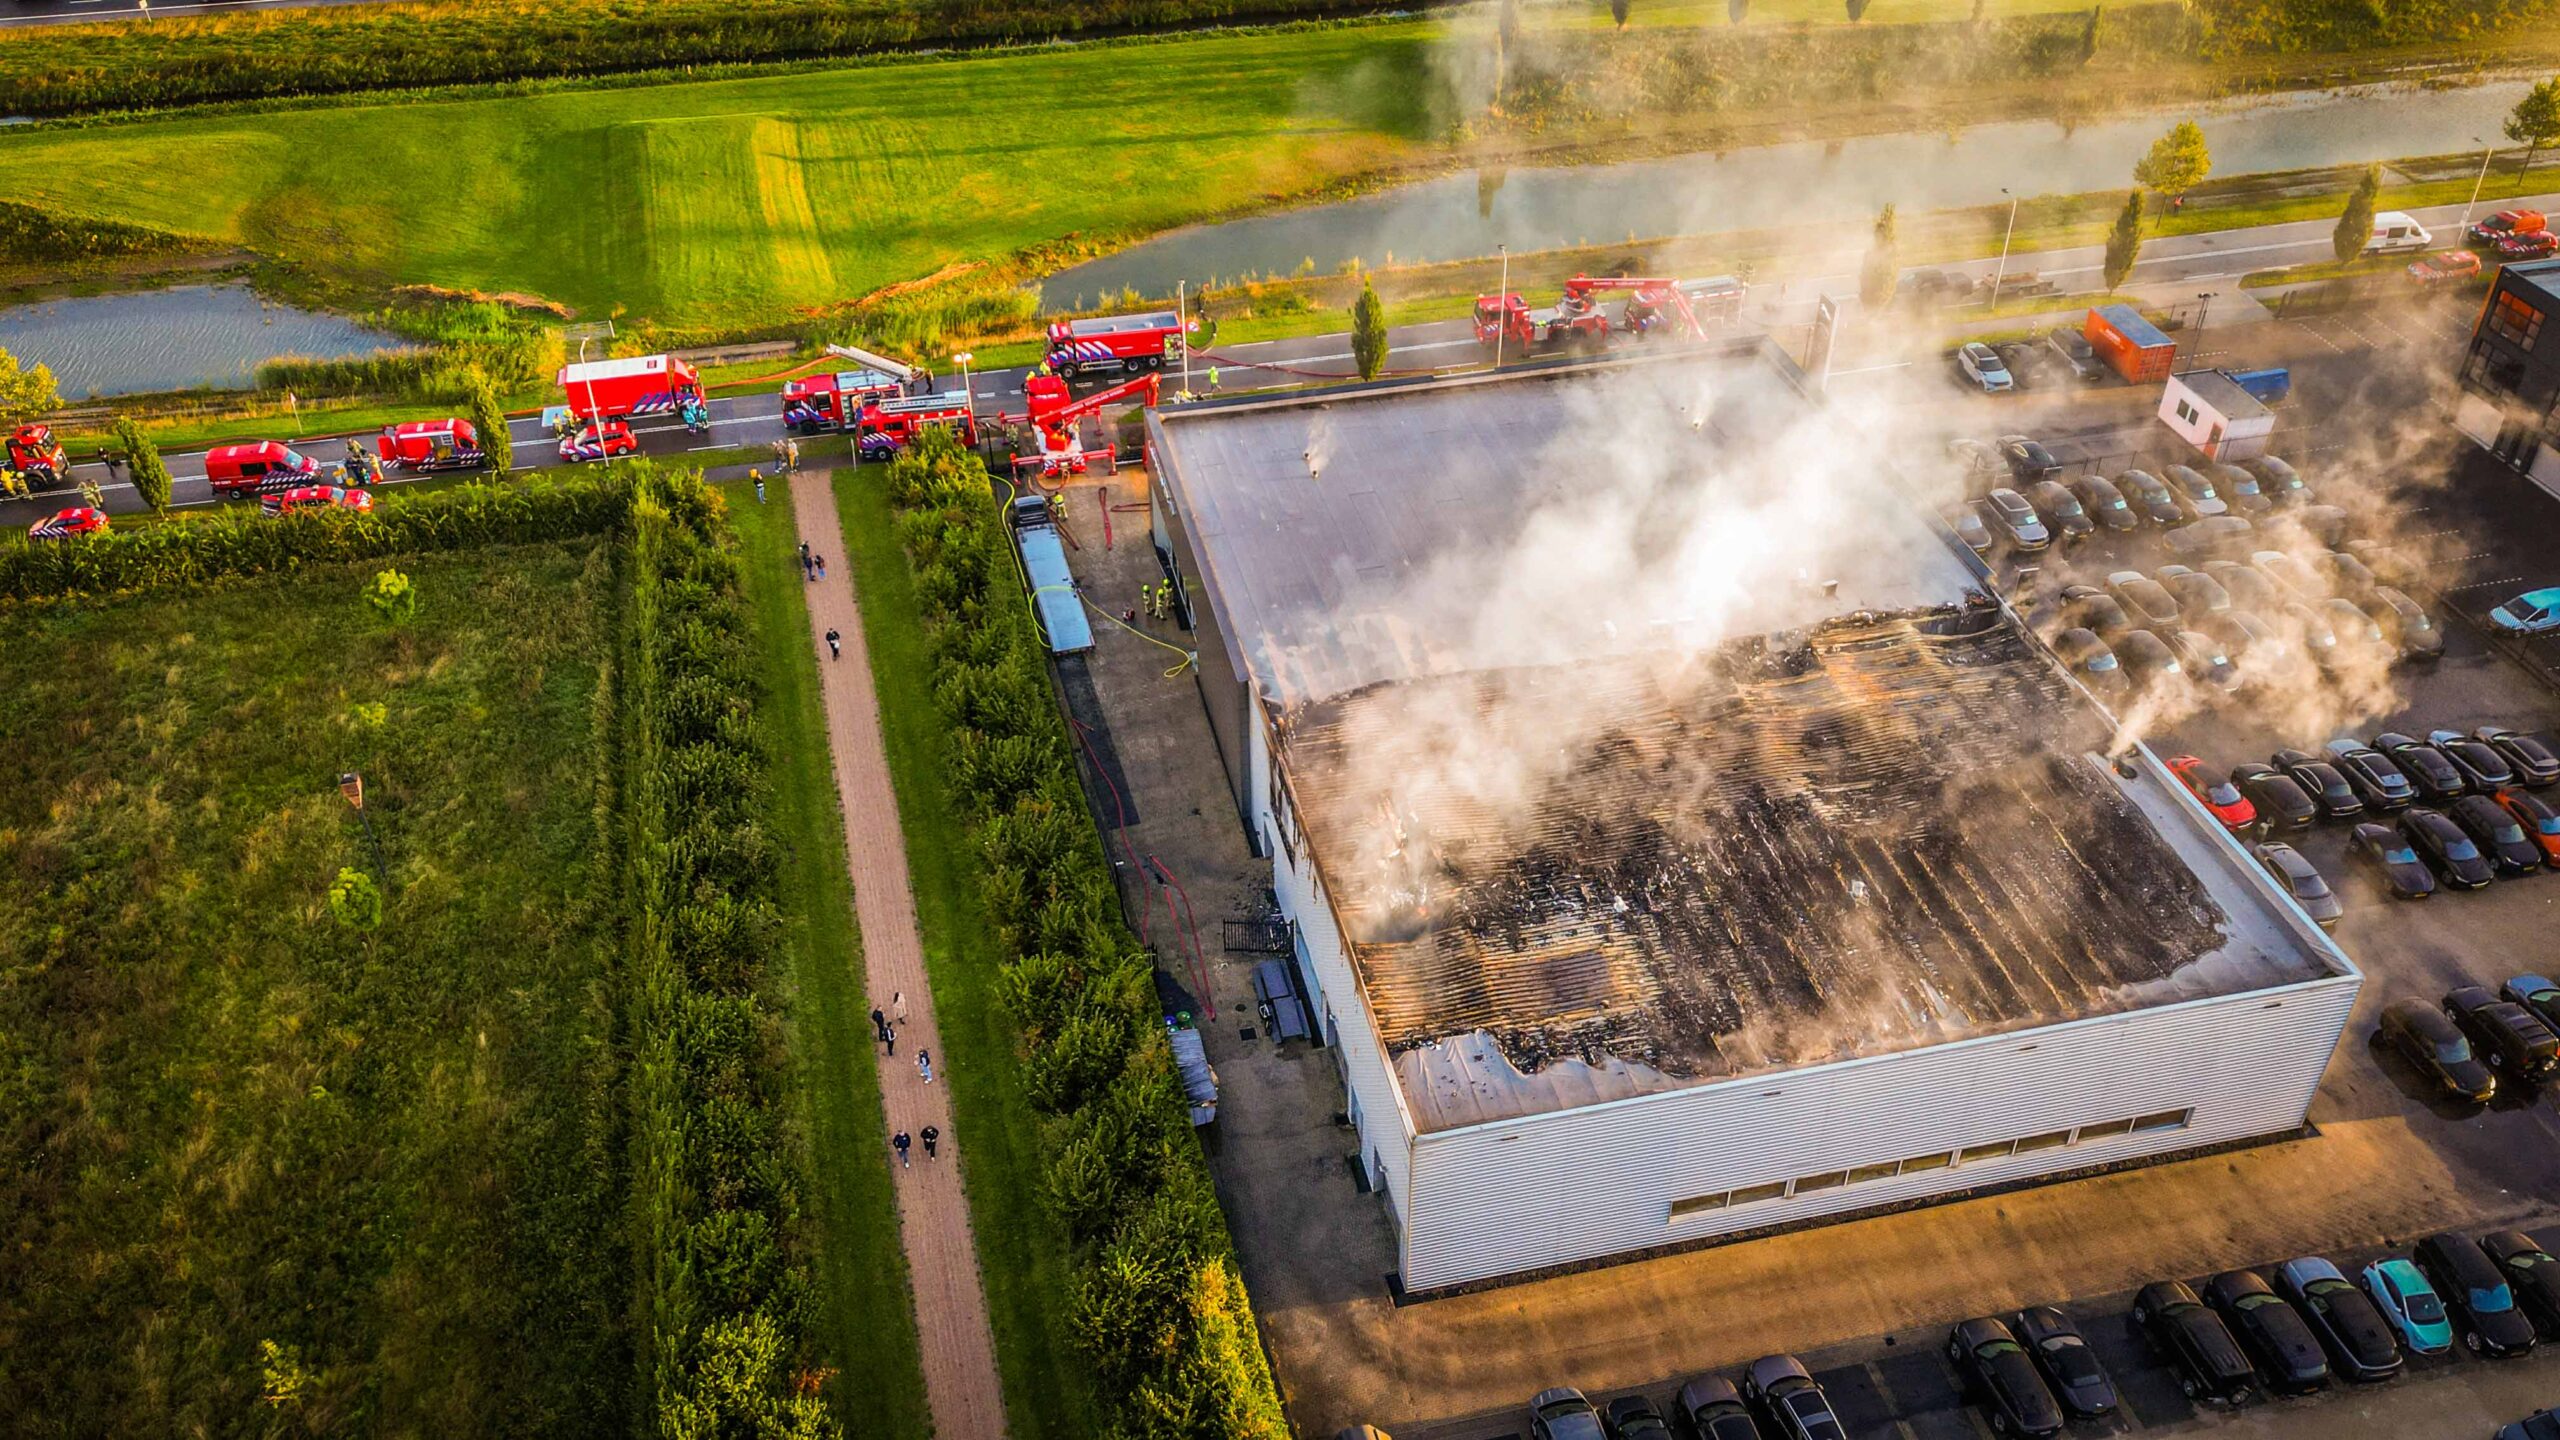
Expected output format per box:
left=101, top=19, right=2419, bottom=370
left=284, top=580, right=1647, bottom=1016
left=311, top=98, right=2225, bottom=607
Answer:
left=2446, top=575, right=2527, bottom=593
left=1833, top=361, right=1913, bottom=374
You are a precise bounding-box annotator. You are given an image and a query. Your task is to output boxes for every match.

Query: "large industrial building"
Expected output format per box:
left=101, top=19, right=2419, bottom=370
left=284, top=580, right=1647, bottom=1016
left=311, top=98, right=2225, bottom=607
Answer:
left=1144, top=345, right=2361, bottom=1291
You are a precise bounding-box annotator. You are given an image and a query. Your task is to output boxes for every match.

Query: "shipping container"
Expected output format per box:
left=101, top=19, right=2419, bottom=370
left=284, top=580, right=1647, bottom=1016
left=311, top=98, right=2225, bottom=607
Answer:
left=2085, top=304, right=2177, bottom=384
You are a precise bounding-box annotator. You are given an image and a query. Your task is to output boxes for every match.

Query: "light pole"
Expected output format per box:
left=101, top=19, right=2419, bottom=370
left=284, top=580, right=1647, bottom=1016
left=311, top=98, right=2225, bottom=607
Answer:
left=338, top=771, right=387, bottom=884
left=1177, top=279, right=1191, bottom=396
left=1988, top=187, right=2021, bottom=311
left=1493, top=244, right=1509, bottom=371
left=2462, top=138, right=2496, bottom=232
left=2188, top=291, right=2213, bottom=367
left=951, top=351, right=976, bottom=452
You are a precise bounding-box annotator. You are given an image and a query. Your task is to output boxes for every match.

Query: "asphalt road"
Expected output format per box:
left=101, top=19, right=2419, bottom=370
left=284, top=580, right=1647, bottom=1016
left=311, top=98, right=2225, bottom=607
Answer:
left=0, top=0, right=387, bottom=26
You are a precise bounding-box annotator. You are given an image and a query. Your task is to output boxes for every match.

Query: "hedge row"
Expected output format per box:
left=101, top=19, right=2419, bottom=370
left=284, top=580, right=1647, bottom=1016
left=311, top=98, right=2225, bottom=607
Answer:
left=614, top=470, right=837, bottom=1439
left=883, top=430, right=1287, bottom=1438
left=0, top=0, right=1432, bottom=117
left=0, top=198, right=204, bottom=265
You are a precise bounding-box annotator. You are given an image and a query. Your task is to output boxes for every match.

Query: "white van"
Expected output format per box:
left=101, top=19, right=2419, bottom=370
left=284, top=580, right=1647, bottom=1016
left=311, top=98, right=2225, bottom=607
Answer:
left=2364, top=211, right=2432, bottom=255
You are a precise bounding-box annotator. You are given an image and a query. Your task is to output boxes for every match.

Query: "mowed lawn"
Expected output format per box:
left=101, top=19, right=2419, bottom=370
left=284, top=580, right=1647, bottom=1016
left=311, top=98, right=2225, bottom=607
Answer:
left=0, top=25, right=1438, bottom=328
left=0, top=542, right=627, bottom=1434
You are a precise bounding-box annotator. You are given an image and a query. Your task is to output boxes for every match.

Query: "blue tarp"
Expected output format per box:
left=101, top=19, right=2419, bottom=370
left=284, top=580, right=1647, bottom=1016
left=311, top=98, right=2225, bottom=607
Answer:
left=1017, top=525, right=1094, bottom=654
left=2093, top=303, right=2172, bottom=351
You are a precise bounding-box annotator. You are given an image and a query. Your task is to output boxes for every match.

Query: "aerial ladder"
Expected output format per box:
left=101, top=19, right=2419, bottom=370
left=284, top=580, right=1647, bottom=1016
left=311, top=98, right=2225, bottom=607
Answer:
left=1006, top=371, right=1162, bottom=478
left=1472, top=273, right=1713, bottom=354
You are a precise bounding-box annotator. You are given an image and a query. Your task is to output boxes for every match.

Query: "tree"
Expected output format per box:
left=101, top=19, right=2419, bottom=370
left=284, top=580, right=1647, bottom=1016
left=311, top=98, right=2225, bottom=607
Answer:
left=1859, top=204, right=1899, bottom=309
left=1351, top=279, right=1389, bottom=381
left=2333, top=164, right=2381, bottom=264
left=2506, top=78, right=2560, bottom=172
left=1845, top=0, right=1870, bottom=17
left=1476, top=166, right=1507, bottom=220
left=0, top=344, right=59, bottom=426
left=2133, top=120, right=2211, bottom=210
left=328, top=867, right=383, bottom=931
left=111, top=414, right=172, bottom=515
left=465, top=376, right=512, bottom=477
left=1493, top=0, right=1520, bottom=112
left=1610, top=0, right=1630, bottom=25
left=365, top=568, right=418, bottom=626
left=2103, top=191, right=2145, bottom=290
left=1729, top=0, right=1748, bottom=19
left=2080, top=5, right=2102, bottom=63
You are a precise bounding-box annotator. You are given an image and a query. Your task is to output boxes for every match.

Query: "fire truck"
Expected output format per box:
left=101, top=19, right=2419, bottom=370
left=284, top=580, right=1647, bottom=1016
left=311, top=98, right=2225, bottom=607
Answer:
left=376, top=418, right=487, bottom=472
left=1472, top=274, right=1713, bottom=356
left=781, top=368, right=906, bottom=433
left=854, top=394, right=979, bottom=462
left=1008, top=371, right=1160, bottom=477
left=1044, top=311, right=1189, bottom=380
left=556, top=353, right=702, bottom=420
left=5, top=424, right=69, bottom=490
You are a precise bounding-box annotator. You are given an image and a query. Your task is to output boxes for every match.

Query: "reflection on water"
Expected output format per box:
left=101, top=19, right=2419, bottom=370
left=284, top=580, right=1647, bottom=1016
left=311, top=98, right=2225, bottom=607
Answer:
left=0, top=284, right=401, bottom=398
left=1043, top=79, right=2534, bottom=306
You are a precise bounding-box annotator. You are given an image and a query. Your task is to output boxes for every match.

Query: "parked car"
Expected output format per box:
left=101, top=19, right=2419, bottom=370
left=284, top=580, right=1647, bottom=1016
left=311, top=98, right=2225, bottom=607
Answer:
left=2163, top=515, right=2257, bottom=561
left=1948, top=437, right=2004, bottom=485
left=2450, top=794, right=2543, bottom=876
left=2271, top=748, right=2363, bottom=820
left=2051, top=627, right=2126, bottom=697
left=2161, top=463, right=2231, bottom=519
left=2495, top=790, right=2560, bottom=865
left=2254, top=550, right=2325, bottom=601
left=2495, top=1408, right=2560, bottom=1440
left=2413, top=1232, right=2540, bottom=1356
left=1948, top=504, right=1995, bottom=556
left=2294, top=504, right=2354, bottom=550
left=2410, top=250, right=2484, bottom=284
left=2027, top=481, right=2094, bottom=542
left=2012, top=1307, right=2117, bottom=1420
left=2203, top=559, right=2279, bottom=612
left=2349, top=823, right=2436, bottom=901
left=2205, top=1269, right=2330, bottom=1394
left=2232, top=763, right=2317, bottom=831
left=2489, top=587, right=2560, bottom=635
left=2403, top=808, right=2495, bottom=888
left=1956, top=342, right=2014, bottom=393
left=560, top=419, right=640, bottom=463
left=2156, top=564, right=2232, bottom=618
left=2326, top=740, right=2416, bottom=812
left=2504, top=973, right=2560, bottom=1034
left=2320, top=549, right=2380, bottom=601
left=1946, top=1317, right=2064, bottom=1439
left=2242, top=455, right=2311, bottom=506
left=2283, top=600, right=2340, bottom=665
left=2166, top=631, right=2242, bottom=697
left=2380, top=999, right=2491, bottom=1094
left=2445, top=985, right=2560, bottom=1083
left=1605, top=1395, right=1674, bottom=1440
left=2326, top=598, right=2393, bottom=669
left=2201, top=611, right=2287, bottom=686
left=1984, top=488, right=2050, bottom=551
left=2105, top=571, right=2183, bottom=630
left=2212, top=462, right=2274, bottom=515
left=2115, top=469, right=2186, bottom=526
left=1741, top=1355, right=1847, bottom=1440
left=2115, top=630, right=2186, bottom=698
left=1671, top=1376, right=1767, bottom=1440
left=1530, top=1387, right=1607, bottom=1440
left=2060, top=585, right=2136, bottom=643
left=2131, top=1280, right=2255, bottom=1405
left=1998, top=435, right=2062, bottom=485
left=1996, top=342, right=2049, bottom=390
left=2253, top=841, right=2342, bottom=927
left=2375, top=733, right=2468, bottom=803
left=2497, top=231, right=2560, bottom=261
left=2431, top=730, right=2517, bottom=792
left=2367, top=588, right=2444, bottom=661
left=2273, top=1257, right=2405, bottom=1382
left=2363, top=1257, right=2457, bottom=1355
left=2479, top=727, right=2560, bottom=788
left=2069, top=473, right=2139, bottom=532
left=2045, top=325, right=2107, bottom=381
left=2481, top=1231, right=2560, bottom=1334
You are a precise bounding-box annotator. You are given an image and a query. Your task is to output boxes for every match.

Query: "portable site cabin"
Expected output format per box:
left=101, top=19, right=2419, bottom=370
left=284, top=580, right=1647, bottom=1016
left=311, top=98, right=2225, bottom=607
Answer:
left=2159, top=370, right=2277, bottom=462
left=2085, top=305, right=2176, bottom=384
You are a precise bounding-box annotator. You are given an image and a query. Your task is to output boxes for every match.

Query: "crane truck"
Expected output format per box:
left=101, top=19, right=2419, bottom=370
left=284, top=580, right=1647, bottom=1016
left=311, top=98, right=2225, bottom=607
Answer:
left=1007, top=371, right=1161, bottom=477
left=1472, top=274, right=1716, bottom=356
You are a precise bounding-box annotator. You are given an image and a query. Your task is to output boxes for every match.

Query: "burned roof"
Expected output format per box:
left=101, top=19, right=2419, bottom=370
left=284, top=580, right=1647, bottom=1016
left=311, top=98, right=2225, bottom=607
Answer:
left=1277, top=602, right=2340, bottom=1129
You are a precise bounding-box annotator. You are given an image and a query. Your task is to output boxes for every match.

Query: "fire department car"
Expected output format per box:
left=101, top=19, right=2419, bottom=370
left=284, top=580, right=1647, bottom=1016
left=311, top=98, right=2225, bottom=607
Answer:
left=28, top=506, right=106, bottom=541
left=853, top=395, right=977, bottom=461
left=6, top=424, right=70, bottom=486
left=260, top=485, right=375, bottom=517
left=559, top=419, right=639, bottom=463
left=781, top=369, right=904, bottom=433
left=376, top=418, right=487, bottom=471
left=204, top=440, right=325, bottom=497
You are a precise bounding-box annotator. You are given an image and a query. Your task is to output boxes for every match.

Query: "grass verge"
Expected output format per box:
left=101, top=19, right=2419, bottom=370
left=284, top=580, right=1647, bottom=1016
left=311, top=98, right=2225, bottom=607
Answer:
left=830, top=466, right=1103, bottom=1440
left=724, top=479, right=932, bottom=1440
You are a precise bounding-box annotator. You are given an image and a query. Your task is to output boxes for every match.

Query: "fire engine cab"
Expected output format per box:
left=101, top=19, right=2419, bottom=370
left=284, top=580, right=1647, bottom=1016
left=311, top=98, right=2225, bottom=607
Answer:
left=1044, top=311, right=1188, bottom=380
left=556, top=354, right=702, bottom=420
left=781, top=369, right=905, bottom=433
left=376, top=418, right=487, bottom=472
left=855, top=394, right=978, bottom=461
left=6, top=424, right=69, bottom=486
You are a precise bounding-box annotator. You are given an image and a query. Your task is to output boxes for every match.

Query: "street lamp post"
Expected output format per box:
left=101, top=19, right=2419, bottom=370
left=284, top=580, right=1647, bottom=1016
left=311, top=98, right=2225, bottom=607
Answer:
left=951, top=351, right=977, bottom=454
left=338, top=771, right=387, bottom=883
left=2188, top=291, right=2213, bottom=366
left=1177, top=279, right=1191, bottom=397
left=1988, top=187, right=2021, bottom=312
left=1493, top=244, right=1509, bottom=372
left=2462, top=139, right=2496, bottom=232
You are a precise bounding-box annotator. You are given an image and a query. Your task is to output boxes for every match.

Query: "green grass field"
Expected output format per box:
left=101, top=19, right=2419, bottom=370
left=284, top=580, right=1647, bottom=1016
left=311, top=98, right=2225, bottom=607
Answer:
left=0, top=541, right=627, bottom=1433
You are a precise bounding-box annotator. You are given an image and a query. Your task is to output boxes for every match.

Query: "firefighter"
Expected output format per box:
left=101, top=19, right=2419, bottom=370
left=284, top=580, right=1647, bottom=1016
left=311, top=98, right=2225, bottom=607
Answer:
left=1206, top=365, right=1220, bottom=390
left=1048, top=489, right=1065, bottom=521
left=1153, top=580, right=1171, bottom=620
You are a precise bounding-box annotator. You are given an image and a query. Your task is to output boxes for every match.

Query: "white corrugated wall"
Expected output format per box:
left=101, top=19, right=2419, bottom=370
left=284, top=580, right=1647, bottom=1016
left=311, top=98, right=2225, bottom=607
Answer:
left=1397, top=973, right=2360, bottom=1290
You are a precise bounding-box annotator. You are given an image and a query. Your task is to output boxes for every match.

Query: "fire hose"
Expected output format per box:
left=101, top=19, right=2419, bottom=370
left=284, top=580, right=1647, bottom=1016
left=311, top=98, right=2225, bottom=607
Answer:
left=1183, top=344, right=1469, bottom=383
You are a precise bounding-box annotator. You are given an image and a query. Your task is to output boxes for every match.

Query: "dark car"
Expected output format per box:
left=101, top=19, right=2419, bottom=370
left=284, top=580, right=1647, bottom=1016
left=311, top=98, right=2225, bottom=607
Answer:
left=2403, top=807, right=2496, bottom=889
left=1741, top=1355, right=1847, bottom=1440
left=2168, top=631, right=2242, bottom=697
left=2070, top=473, right=2140, bottom=532
left=2479, top=727, right=2560, bottom=788
left=1531, top=1387, right=1608, bottom=1440
left=2163, top=514, right=2258, bottom=562
left=1994, top=342, right=2045, bottom=391
left=2273, top=748, right=2363, bottom=820
left=2106, top=571, right=2183, bottom=631
left=2116, top=630, right=2186, bottom=698
left=2202, top=610, right=2286, bottom=686
left=2414, top=1233, right=2540, bottom=1357
left=2232, top=763, right=2317, bottom=831
left=2116, top=469, right=2186, bottom=526
left=1946, top=1317, right=2064, bottom=1439
left=2369, top=588, right=2444, bottom=661
left=2349, top=822, right=2436, bottom=900
left=2051, top=626, right=2127, bottom=697
left=2204, top=558, right=2280, bottom=612
left=2295, top=504, right=2354, bottom=551
left=2046, top=325, right=2107, bottom=381
left=2375, top=733, right=2467, bottom=802
left=2274, top=1257, right=2405, bottom=1382
left=2027, top=480, right=2095, bottom=541
left=2482, top=1232, right=2560, bottom=1334
left=1948, top=438, right=2003, bottom=486
left=2429, top=730, right=2517, bottom=792
left=2161, top=463, right=2231, bottom=519
left=2253, top=841, right=2342, bottom=927
left=2320, top=550, right=2380, bottom=602
left=2506, top=973, right=2560, bottom=1034
left=2012, top=1307, right=2116, bottom=1420
left=2244, top=455, right=2312, bottom=506
left=1999, top=435, right=2063, bottom=485
left=1984, top=487, right=2050, bottom=551
left=2450, top=794, right=2542, bottom=876
left=2212, top=461, right=2274, bottom=515
left=1605, top=1394, right=1674, bottom=1440
left=2326, top=598, right=2393, bottom=669
left=1949, top=504, right=1995, bottom=556
left=2205, top=1270, right=2330, bottom=1394
left=2495, top=1408, right=2560, bottom=1440
left=2060, top=585, right=2135, bottom=643
left=2325, top=739, right=2416, bottom=812
left=2132, top=1280, right=2255, bottom=1405
left=2446, top=985, right=2560, bottom=1083
left=1671, top=1376, right=1767, bottom=1440
left=2157, top=564, right=2232, bottom=618
left=2378, top=998, right=2491, bottom=1099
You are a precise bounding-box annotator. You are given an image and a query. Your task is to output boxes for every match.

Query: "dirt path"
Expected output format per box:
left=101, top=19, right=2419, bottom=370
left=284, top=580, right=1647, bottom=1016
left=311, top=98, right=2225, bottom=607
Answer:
left=790, top=470, right=1008, bottom=1440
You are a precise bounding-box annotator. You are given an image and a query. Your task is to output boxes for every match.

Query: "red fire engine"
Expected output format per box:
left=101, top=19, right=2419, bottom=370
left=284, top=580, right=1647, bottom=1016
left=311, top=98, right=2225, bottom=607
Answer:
left=1472, top=274, right=1713, bottom=355
left=854, top=394, right=979, bottom=462
left=1009, top=371, right=1160, bottom=477
left=376, top=418, right=487, bottom=472
left=556, top=354, right=702, bottom=420
left=1044, top=311, right=1189, bottom=380
left=5, top=424, right=68, bottom=487
left=781, top=368, right=906, bottom=433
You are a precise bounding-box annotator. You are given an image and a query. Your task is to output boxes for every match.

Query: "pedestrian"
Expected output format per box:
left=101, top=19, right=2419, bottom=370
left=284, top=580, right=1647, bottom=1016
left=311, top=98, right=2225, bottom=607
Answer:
left=826, top=627, right=842, bottom=661
left=1207, top=365, right=1220, bottom=390
left=799, top=540, right=810, bottom=566
left=893, top=991, right=908, bottom=1028
left=815, top=554, right=828, bottom=581
left=918, top=1049, right=934, bottom=1084
left=802, top=552, right=814, bottom=581
left=920, top=1124, right=940, bottom=1160
left=870, top=1005, right=887, bottom=1039
left=893, top=1130, right=912, bottom=1168
left=786, top=436, right=800, bottom=472
left=752, top=467, right=766, bottom=505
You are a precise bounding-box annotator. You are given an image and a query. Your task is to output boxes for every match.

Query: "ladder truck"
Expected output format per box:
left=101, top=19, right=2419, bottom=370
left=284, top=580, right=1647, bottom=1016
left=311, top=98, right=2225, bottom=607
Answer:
left=1005, top=371, right=1161, bottom=478
left=1472, top=274, right=1712, bottom=356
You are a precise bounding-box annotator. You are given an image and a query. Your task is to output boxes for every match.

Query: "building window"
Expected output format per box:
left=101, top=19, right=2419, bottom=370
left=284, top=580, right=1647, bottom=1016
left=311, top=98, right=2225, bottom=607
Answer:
left=1847, top=1161, right=1901, bottom=1185
left=2490, top=292, right=2545, bottom=351
left=2175, top=399, right=2198, bottom=424
left=1900, top=1151, right=1954, bottom=1174
left=1792, top=1171, right=1847, bottom=1195
left=2074, top=1117, right=2134, bottom=1142
left=1728, top=1181, right=1787, bottom=1207
left=1668, top=1192, right=1730, bottom=1220
left=1959, top=1140, right=2016, bottom=1165
left=2015, top=1130, right=2071, bottom=1154
left=2133, top=1108, right=2194, bottom=1133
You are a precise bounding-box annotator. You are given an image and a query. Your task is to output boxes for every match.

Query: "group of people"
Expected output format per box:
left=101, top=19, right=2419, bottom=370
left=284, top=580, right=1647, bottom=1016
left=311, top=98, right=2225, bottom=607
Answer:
left=871, top=994, right=944, bottom=1169
left=798, top=539, right=828, bottom=582
left=1138, top=577, right=1174, bottom=621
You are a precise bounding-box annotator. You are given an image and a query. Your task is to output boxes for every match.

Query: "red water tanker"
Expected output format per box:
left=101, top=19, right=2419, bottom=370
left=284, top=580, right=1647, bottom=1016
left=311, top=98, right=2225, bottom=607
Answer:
left=557, top=353, right=702, bottom=420
left=1044, top=311, right=1187, bottom=379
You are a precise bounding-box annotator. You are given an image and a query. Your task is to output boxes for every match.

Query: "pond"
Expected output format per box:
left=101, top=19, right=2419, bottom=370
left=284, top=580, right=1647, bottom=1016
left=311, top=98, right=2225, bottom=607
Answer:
left=0, top=284, right=404, bottom=398
left=1041, top=78, right=2536, bottom=306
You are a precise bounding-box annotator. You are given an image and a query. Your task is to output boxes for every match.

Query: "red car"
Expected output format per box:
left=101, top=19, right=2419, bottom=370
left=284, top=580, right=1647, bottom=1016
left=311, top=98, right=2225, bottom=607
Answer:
left=2492, top=788, right=2560, bottom=867
left=559, top=419, right=638, bottom=463
left=2408, top=250, right=2482, bottom=284
left=28, top=506, right=107, bottom=541
left=260, top=485, right=374, bottom=517
left=2496, top=232, right=2560, bottom=262
left=2169, top=755, right=2259, bottom=833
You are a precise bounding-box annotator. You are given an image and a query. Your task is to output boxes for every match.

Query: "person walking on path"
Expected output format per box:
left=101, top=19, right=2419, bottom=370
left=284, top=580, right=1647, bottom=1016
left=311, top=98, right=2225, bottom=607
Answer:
left=920, top=1124, right=940, bottom=1160
left=871, top=1006, right=890, bottom=1047
left=753, top=468, right=766, bottom=504
left=826, top=627, right=842, bottom=661
left=785, top=436, right=801, bottom=473
left=918, top=1049, right=934, bottom=1084
left=893, top=1130, right=912, bottom=1168
left=893, top=992, right=908, bottom=1029
left=815, top=554, right=828, bottom=581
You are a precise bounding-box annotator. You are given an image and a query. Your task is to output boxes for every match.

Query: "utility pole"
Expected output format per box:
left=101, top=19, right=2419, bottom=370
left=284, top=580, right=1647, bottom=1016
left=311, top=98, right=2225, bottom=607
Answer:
left=1988, top=188, right=2020, bottom=311
left=1493, top=244, right=1509, bottom=372
left=2462, top=139, right=2496, bottom=232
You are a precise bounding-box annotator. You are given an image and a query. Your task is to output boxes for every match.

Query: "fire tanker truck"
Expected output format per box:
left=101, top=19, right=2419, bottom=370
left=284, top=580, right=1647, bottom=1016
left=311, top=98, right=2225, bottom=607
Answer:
left=1044, top=311, right=1190, bottom=381
left=1472, top=274, right=1721, bottom=356
left=556, top=353, right=703, bottom=420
